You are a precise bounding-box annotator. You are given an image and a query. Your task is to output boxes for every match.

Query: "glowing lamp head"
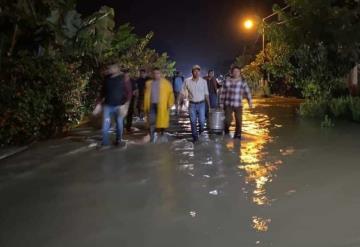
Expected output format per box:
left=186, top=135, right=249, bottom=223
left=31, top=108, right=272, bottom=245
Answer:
left=244, top=19, right=254, bottom=29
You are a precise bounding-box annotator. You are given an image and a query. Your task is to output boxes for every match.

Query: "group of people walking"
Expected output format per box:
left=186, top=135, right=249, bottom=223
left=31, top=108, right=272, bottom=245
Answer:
left=98, top=63, right=253, bottom=147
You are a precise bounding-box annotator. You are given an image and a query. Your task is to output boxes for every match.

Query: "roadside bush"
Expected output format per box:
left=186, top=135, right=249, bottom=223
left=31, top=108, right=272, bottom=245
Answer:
left=321, top=115, right=334, bottom=128
left=349, top=97, right=360, bottom=122
left=300, top=96, right=360, bottom=123
left=329, top=97, right=351, bottom=118
left=299, top=99, right=328, bottom=118
left=0, top=54, right=90, bottom=146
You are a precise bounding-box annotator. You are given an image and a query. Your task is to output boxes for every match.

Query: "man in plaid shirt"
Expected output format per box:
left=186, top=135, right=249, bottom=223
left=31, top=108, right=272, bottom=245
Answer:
left=220, top=66, right=253, bottom=139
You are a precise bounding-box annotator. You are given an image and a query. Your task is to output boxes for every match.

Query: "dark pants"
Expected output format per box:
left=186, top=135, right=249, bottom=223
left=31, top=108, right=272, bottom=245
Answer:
left=137, top=93, right=144, bottom=119
left=126, top=96, right=136, bottom=131
left=189, top=102, right=206, bottom=141
left=224, top=106, right=243, bottom=137
left=206, top=93, right=218, bottom=118
left=209, top=93, right=218, bottom=108
left=174, top=91, right=181, bottom=111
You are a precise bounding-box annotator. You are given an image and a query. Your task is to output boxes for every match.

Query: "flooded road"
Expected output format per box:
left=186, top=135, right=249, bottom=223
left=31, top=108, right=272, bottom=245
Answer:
left=1, top=98, right=360, bottom=247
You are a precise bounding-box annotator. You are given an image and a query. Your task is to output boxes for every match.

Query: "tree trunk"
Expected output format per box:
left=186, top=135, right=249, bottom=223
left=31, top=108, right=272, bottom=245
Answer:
left=7, top=24, right=19, bottom=57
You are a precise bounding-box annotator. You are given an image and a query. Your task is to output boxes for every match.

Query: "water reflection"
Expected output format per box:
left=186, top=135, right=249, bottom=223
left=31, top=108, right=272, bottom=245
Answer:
left=171, top=101, right=286, bottom=234
left=226, top=104, right=283, bottom=233
left=239, top=161, right=282, bottom=206
left=252, top=216, right=271, bottom=232
left=155, top=147, right=179, bottom=214
left=234, top=106, right=281, bottom=207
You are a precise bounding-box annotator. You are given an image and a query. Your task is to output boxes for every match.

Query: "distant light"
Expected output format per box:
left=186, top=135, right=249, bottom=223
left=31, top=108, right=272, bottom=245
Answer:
left=244, top=19, right=254, bottom=29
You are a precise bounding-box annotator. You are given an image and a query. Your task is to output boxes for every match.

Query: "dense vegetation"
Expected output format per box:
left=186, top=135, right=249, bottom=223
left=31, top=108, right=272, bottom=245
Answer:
left=235, top=0, right=360, bottom=124
left=0, top=0, right=175, bottom=146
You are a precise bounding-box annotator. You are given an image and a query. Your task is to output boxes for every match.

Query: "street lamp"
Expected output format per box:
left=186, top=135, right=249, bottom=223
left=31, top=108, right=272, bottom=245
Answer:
left=242, top=5, right=290, bottom=89
left=244, top=19, right=254, bottom=30
left=243, top=5, right=290, bottom=55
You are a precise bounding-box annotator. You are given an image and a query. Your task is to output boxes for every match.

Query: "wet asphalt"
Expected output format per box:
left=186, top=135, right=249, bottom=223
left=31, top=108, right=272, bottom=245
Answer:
left=1, top=98, right=360, bottom=247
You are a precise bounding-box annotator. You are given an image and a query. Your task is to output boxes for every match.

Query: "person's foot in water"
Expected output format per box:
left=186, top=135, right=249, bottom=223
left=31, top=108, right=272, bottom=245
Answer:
left=233, top=135, right=242, bottom=140
left=114, top=140, right=127, bottom=148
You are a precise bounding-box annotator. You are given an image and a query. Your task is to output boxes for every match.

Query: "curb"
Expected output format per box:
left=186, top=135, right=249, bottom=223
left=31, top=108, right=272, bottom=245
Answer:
left=0, top=146, right=29, bottom=161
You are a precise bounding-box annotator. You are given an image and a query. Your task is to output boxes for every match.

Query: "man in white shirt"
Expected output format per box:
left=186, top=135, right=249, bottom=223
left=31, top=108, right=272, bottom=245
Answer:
left=181, top=65, right=210, bottom=142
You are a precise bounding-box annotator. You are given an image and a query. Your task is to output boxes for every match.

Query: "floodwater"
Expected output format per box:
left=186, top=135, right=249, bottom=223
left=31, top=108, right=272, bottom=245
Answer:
left=1, top=98, right=360, bottom=247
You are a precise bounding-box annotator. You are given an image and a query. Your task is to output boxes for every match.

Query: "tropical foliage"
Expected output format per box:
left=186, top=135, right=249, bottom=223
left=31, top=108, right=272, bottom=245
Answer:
left=0, top=0, right=175, bottom=146
left=235, top=0, right=360, bottom=122
left=234, top=42, right=295, bottom=96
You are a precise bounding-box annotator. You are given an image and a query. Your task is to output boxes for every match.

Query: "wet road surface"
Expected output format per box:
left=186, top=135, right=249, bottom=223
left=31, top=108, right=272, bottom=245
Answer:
left=1, top=98, right=360, bottom=247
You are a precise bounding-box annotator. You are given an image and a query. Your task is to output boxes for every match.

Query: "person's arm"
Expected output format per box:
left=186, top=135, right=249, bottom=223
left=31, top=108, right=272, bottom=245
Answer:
left=215, top=78, right=221, bottom=89
left=205, top=95, right=210, bottom=108
left=243, top=82, right=253, bottom=108
left=132, top=80, right=139, bottom=97
left=204, top=80, right=210, bottom=108
left=180, top=79, right=187, bottom=102
left=97, top=80, right=106, bottom=104
left=124, top=79, right=132, bottom=103
left=212, top=78, right=219, bottom=91
left=178, top=78, right=185, bottom=107
left=219, top=81, right=227, bottom=108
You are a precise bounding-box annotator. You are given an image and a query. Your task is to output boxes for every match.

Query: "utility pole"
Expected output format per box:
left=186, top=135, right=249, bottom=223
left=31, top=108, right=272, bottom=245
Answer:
left=261, top=5, right=290, bottom=85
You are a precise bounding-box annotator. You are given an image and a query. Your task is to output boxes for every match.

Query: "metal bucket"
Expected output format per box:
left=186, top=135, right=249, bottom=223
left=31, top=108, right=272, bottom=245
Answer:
left=208, top=109, right=225, bottom=133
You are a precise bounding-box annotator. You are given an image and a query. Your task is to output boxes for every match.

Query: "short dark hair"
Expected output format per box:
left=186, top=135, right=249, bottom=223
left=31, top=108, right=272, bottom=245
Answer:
left=208, top=69, right=214, bottom=74
left=105, top=59, right=118, bottom=67
left=231, top=66, right=241, bottom=73
left=152, top=67, right=161, bottom=72
left=122, top=69, right=130, bottom=74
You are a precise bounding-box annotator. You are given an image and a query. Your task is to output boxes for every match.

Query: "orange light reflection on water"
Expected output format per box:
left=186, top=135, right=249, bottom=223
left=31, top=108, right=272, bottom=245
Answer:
left=238, top=107, right=282, bottom=207
left=237, top=104, right=282, bottom=233
left=252, top=216, right=271, bottom=232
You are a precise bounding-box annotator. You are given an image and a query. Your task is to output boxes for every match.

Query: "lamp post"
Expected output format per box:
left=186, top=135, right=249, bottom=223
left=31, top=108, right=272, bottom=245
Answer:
left=261, top=5, right=290, bottom=56
left=243, top=5, right=290, bottom=84
left=243, top=5, right=290, bottom=56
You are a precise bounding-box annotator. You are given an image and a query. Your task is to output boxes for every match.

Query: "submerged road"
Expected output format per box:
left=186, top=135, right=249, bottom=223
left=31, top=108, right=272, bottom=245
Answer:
left=1, top=98, right=360, bottom=247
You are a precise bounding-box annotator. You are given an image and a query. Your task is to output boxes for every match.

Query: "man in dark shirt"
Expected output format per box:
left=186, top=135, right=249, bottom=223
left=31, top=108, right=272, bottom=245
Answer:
left=172, top=71, right=185, bottom=114
left=204, top=69, right=219, bottom=109
left=136, top=69, right=150, bottom=120
left=101, top=64, right=132, bottom=146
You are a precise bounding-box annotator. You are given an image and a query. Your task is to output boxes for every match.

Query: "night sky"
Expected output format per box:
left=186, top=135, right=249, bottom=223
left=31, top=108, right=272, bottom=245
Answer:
left=78, top=0, right=282, bottom=75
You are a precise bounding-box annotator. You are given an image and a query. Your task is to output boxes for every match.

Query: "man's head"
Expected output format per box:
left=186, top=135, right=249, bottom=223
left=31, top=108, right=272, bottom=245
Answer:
left=139, top=69, right=146, bottom=78
left=231, top=66, right=241, bottom=79
left=152, top=67, right=162, bottom=80
left=175, top=71, right=181, bottom=77
left=208, top=69, right=215, bottom=78
left=106, top=63, right=120, bottom=76
left=192, top=65, right=201, bottom=79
